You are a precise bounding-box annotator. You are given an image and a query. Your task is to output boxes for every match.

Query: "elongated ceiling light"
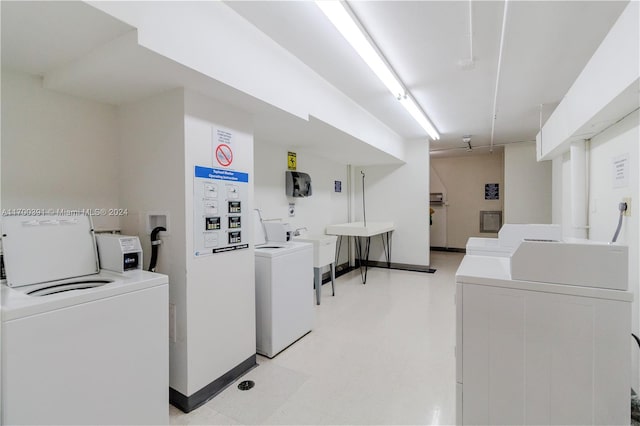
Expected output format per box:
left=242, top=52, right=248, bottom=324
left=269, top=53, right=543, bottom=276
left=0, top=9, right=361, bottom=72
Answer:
left=316, top=0, right=440, bottom=140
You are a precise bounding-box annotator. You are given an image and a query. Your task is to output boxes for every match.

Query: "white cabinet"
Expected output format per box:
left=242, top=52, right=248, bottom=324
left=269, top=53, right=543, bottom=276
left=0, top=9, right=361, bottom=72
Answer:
left=456, top=255, right=631, bottom=425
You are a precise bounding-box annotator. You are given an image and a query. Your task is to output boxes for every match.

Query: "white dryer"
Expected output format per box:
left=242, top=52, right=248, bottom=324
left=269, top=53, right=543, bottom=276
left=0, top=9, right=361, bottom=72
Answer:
left=455, top=240, right=631, bottom=425
left=253, top=211, right=313, bottom=358
left=1, top=215, right=169, bottom=425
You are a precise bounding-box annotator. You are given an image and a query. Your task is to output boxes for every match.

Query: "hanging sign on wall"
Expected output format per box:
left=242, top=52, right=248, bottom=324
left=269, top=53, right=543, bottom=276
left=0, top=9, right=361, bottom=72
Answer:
left=287, top=151, right=297, bottom=170
left=485, top=183, right=500, bottom=200
left=612, top=153, right=629, bottom=188
left=215, top=144, right=233, bottom=167
left=213, top=128, right=234, bottom=168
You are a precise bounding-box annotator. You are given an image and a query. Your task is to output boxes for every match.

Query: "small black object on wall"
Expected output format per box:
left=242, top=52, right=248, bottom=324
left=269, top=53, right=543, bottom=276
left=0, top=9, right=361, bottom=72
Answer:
left=285, top=171, right=312, bottom=197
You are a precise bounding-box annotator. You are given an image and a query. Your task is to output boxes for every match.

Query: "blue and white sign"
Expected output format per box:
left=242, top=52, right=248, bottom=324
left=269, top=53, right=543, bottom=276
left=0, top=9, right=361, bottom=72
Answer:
left=193, top=165, right=249, bottom=257
left=195, top=166, right=249, bottom=183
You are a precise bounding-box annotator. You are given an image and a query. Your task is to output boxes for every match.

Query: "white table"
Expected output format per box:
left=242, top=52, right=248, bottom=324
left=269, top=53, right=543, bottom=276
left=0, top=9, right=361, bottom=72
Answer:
left=325, top=222, right=394, bottom=284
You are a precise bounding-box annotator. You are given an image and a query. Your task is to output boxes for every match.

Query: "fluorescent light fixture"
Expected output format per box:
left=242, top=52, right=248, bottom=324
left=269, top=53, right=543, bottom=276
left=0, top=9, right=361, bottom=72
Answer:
left=399, top=95, right=440, bottom=141
left=315, top=1, right=404, bottom=98
left=316, top=0, right=440, bottom=140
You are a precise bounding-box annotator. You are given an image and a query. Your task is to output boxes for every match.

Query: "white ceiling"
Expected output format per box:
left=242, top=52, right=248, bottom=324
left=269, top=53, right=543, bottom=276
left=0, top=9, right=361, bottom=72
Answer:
left=227, top=0, right=628, bottom=155
left=1, top=1, right=629, bottom=162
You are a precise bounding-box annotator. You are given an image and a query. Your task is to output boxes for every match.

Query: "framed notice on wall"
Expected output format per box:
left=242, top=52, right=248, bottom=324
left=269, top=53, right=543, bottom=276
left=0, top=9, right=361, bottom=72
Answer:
left=485, top=183, right=499, bottom=200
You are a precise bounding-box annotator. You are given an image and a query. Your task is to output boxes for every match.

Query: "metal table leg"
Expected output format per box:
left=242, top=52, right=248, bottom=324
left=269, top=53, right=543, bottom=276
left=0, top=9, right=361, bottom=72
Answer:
left=381, top=231, right=392, bottom=267
left=314, top=267, right=321, bottom=305
left=354, top=236, right=371, bottom=284
left=330, top=262, right=335, bottom=296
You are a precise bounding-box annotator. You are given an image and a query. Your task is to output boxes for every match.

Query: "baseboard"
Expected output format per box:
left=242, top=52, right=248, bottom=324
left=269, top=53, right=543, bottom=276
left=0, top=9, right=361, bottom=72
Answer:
left=321, top=261, right=437, bottom=279
left=357, top=260, right=436, bottom=273
left=430, top=246, right=466, bottom=253
left=170, top=354, right=257, bottom=413
left=320, top=262, right=352, bottom=284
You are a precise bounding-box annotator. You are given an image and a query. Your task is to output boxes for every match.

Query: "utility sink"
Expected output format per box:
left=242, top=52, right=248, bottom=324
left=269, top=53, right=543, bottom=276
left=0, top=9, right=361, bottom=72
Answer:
left=293, top=233, right=338, bottom=305
left=292, top=234, right=337, bottom=268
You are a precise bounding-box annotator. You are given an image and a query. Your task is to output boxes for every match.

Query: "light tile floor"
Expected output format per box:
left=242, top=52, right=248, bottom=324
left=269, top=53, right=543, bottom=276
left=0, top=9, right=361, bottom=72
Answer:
left=170, top=251, right=464, bottom=425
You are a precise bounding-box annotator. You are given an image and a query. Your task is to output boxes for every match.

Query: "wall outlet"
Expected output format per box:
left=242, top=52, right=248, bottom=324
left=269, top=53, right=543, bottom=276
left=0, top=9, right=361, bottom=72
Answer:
left=623, top=197, right=632, bottom=216
left=288, top=203, right=295, bottom=217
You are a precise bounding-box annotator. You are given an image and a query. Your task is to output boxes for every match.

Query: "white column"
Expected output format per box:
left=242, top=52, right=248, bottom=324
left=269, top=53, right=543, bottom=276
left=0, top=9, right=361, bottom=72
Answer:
left=570, top=140, right=588, bottom=239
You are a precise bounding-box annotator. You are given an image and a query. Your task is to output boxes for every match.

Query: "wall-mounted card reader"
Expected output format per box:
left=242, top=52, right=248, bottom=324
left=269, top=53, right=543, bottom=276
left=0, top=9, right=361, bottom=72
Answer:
left=96, top=234, right=143, bottom=272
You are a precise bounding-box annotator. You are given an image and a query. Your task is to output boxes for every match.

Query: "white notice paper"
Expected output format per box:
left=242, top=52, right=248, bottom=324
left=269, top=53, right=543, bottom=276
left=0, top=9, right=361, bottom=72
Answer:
left=612, top=154, right=629, bottom=188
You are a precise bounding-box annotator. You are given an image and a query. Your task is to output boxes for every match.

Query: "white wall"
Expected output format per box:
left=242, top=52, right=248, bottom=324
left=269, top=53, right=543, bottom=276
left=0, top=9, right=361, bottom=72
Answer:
left=117, top=88, right=188, bottom=392
left=253, top=140, right=431, bottom=268
left=1, top=70, right=120, bottom=230
left=253, top=142, right=349, bottom=268
left=254, top=143, right=348, bottom=235
left=355, top=139, right=430, bottom=267
left=183, top=90, right=255, bottom=395
left=504, top=142, right=552, bottom=224
left=431, top=153, right=504, bottom=249
left=118, top=88, right=257, bottom=397
left=551, top=110, right=639, bottom=392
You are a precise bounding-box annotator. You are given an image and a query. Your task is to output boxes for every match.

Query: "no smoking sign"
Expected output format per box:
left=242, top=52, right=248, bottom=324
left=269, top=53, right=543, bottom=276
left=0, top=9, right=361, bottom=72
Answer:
left=215, top=144, right=233, bottom=167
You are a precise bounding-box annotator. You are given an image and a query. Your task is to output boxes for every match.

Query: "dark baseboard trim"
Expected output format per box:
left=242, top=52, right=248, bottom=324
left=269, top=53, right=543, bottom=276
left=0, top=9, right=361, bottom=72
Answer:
left=358, top=260, right=436, bottom=274
left=431, top=246, right=466, bottom=253
left=320, top=262, right=353, bottom=284
left=170, top=354, right=257, bottom=413
left=323, top=261, right=438, bottom=278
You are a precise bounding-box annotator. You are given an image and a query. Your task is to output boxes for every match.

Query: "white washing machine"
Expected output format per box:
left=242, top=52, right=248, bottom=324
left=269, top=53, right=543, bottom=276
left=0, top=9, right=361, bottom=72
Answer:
left=1, top=215, right=169, bottom=425
left=253, top=210, right=314, bottom=358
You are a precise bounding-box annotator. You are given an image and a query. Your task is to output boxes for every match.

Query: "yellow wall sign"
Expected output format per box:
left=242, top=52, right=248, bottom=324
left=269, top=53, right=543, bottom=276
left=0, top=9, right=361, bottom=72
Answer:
left=287, top=151, right=297, bottom=170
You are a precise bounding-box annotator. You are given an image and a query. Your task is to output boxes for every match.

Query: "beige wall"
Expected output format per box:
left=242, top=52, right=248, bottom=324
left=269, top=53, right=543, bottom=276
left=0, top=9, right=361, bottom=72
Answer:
left=431, top=152, right=504, bottom=249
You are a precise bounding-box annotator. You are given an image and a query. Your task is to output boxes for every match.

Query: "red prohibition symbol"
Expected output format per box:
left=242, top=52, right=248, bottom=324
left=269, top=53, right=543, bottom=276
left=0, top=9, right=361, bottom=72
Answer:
left=215, top=144, right=233, bottom=167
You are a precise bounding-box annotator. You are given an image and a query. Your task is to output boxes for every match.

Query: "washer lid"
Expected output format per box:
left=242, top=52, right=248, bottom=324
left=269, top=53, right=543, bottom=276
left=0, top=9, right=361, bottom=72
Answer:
left=2, top=215, right=99, bottom=287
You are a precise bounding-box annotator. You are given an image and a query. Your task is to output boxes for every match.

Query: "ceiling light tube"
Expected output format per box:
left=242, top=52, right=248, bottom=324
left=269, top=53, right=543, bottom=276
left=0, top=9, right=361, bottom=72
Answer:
left=316, top=1, right=404, bottom=98
left=316, top=0, right=440, bottom=140
left=399, top=95, right=440, bottom=140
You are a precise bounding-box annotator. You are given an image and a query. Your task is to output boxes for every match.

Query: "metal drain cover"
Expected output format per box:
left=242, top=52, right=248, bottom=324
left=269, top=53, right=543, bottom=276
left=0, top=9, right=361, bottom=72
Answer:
left=238, top=380, right=255, bottom=391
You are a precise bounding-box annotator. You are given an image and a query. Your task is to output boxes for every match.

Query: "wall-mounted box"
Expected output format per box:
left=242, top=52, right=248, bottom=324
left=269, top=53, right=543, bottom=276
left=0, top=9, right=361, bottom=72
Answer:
left=285, top=171, right=312, bottom=197
left=430, top=192, right=444, bottom=205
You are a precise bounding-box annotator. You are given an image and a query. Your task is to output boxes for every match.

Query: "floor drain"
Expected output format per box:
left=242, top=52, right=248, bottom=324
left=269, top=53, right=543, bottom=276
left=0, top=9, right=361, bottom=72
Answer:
left=237, top=380, right=255, bottom=391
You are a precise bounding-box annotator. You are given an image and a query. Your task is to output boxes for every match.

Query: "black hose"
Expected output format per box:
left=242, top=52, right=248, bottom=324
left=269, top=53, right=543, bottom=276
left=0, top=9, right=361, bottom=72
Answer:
left=633, top=333, right=640, bottom=349
left=148, top=226, right=166, bottom=272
